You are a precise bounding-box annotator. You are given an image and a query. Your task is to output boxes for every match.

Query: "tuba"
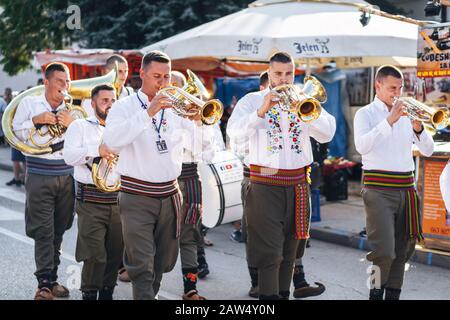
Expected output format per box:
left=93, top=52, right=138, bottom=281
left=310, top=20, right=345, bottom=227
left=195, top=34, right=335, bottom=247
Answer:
left=273, top=75, right=327, bottom=122
left=395, top=96, right=449, bottom=134
left=91, top=155, right=120, bottom=193
left=159, top=70, right=224, bottom=125
left=1, top=66, right=119, bottom=155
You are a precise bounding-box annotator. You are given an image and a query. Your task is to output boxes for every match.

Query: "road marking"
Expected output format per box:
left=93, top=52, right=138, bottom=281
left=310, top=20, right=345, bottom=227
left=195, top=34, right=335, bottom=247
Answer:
left=0, top=225, right=177, bottom=300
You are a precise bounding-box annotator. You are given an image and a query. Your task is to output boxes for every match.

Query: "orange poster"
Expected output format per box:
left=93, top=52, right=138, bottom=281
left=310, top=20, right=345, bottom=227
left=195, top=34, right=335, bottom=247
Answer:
left=417, top=23, right=450, bottom=78
left=422, top=159, right=450, bottom=242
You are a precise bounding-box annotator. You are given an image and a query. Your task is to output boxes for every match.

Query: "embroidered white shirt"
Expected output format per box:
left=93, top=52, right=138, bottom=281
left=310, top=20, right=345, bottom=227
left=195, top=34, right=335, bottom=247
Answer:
left=226, top=88, right=336, bottom=169
left=354, top=96, right=434, bottom=172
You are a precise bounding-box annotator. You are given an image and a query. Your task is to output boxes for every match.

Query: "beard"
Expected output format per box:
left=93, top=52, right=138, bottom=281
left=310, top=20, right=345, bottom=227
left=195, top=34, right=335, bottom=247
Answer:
left=95, top=107, right=110, bottom=121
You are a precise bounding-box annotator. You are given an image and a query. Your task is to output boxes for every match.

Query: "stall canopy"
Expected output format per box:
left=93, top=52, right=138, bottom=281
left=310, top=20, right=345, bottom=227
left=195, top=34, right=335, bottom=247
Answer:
left=33, top=49, right=143, bottom=81
left=141, top=0, right=420, bottom=69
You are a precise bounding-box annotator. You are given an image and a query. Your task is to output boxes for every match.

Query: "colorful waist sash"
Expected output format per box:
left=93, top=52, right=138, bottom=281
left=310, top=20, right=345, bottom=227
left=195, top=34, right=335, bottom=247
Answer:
left=243, top=164, right=250, bottom=178
left=120, top=175, right=182, bottom=238
left=26, top=156, right=73, bottom=176
left=363, top=170, right=423, bottom=242
left=250, top=164, right=311, bottom=240
left=76, top=182, right=118, bottom=205
left=178, top=163, right=202, bottom=225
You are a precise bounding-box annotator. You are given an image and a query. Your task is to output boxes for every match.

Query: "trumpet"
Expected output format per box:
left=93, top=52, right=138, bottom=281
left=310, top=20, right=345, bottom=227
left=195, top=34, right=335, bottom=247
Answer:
left=159, top=70, right=224, bottom=125
left=395, top=96, right=449, bottom=133
left=272, top=76, right=327, bottom=122
left=91, top=155, right=120, bottom=193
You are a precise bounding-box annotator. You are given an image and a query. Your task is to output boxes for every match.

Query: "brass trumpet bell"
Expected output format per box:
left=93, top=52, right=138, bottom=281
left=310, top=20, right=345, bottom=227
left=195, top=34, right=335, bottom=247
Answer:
left=272, top=75, right=327, bottom=123
left=91, top=156, right=120, bottom=193
left=160, top=70, right=223, bottom=125
left=396, top=97, right=449, bottom=133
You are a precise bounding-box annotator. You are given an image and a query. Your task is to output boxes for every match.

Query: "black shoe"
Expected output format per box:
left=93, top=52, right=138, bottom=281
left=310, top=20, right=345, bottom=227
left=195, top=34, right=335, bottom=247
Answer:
left=359, top=228, right=367, bottom=237
left=198, top=263, right=210, bottom=279
left=230, top=230, right=244, bottom=243
left=6, top=178, right=20, bottom=186
left=98, top=286, right=114, bottom=300
left=82, top=290, right=98, bottom=300
left=248, top=286, right=259, bottom=298
left=369, top=287, right=385, bottom=300
left=384, top=287, right=401, bottom=300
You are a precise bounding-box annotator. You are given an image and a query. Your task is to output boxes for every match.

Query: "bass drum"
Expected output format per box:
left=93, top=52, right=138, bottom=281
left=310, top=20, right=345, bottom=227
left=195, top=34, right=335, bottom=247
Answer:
left=199, top=150, right=244, bottom=229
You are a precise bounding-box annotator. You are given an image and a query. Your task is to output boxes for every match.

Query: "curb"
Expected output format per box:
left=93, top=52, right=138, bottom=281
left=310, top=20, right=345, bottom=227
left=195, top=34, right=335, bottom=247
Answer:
left=0, top=163, right=13, bottom=172
left=310, top=225, right=450, bottom=270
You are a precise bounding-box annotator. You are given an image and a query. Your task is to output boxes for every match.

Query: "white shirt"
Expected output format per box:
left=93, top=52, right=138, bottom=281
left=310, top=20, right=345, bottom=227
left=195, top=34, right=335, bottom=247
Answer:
left=440, top=161, right=450, bottom=213
left=12, top=94, right=66, bottom=159
left=227, top=88, right=336, bottom=170
left=354, top=96, right=434, bottom=172
left=64, top=116, right=119, bottom=185
left=104, top=90, right=213, bottom=182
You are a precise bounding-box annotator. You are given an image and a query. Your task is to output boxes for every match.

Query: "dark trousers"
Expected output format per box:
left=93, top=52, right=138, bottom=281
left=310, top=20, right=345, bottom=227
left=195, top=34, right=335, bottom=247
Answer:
left=118, top=192, right=179, bottom=300
left=245, top=183, right=302, bottom=297
left=24, top=173, right=75, bottom=285
left=75, top=200, right=123, bottom=291
left=362, top=188, right=416, bottom=289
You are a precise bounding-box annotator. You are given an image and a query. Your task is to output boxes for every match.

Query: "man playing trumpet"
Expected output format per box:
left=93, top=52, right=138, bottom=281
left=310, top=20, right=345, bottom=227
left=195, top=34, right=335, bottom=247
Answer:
left=64, top=84, right=123, bottom=300
left=103, top=51, right=212, bottom=300
left=227, top=52, right=336, bottom=300
left=354, top=65, right=434, bottom=300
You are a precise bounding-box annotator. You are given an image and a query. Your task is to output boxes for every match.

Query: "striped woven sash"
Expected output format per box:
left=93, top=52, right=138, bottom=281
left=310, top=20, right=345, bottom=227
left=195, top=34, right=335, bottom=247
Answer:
left=250, top=164, right=311, bottom=240
left=26, top=156, right=73, bottom=176
left=178, top=163, right=202, bottom=225
left=243, top=164, right=250, bottom=178
left=76, top=182, right=118, bottom=205
left=363, top=170, right=423, bottom=242
left=120, top=175, right=182, bottom=238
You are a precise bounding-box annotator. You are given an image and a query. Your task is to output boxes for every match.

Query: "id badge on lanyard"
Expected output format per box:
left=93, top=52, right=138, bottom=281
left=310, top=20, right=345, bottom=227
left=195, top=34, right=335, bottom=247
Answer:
left=137, top=92, right=169, bottom=154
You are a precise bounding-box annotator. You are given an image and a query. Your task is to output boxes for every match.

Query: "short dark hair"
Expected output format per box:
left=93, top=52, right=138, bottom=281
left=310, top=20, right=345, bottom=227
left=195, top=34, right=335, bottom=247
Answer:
left=141, top=50, right=170, bottom=69
left=44, top=62, right=69, bottom=79
left=91, top=83, right=116, bottom=100
left=106, top=54, right=128, bottom=69
left=259, top=70, right=269, bottom=87
left=375, top=65, right=403, bottom=82
left=269, top=52, right=293, bottom=64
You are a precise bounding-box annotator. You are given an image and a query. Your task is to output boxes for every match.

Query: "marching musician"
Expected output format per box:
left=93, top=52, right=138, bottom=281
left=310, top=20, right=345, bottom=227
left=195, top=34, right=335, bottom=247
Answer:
left=354, top=65, right=434, bottom=300
left=12, top=62, right=75, bottom=300
left=227, top=52, right=336, bottom=300
left=104, top=54, right=134, bottom=99
left=171, top=70, right=214, bottom=300
left=64, top=84, right=123, bottom=300
left=103, top=51, right=212, bottom=300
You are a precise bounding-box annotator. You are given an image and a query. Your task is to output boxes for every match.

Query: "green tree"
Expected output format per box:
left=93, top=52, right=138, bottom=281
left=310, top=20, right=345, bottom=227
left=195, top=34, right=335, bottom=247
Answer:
left=0, top=0, right=75, bottom=75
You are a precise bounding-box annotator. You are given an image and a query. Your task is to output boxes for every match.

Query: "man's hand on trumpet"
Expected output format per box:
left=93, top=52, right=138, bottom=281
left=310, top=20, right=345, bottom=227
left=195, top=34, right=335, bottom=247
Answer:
left=147, top=92, right=173, bottom=118
left=387, top=98, right=407, bottom=127
left=257, top=90, right=280, bottom=118
left=32, top=112, right=57, bottom=126
left=99, top=143, right=117, bottom=161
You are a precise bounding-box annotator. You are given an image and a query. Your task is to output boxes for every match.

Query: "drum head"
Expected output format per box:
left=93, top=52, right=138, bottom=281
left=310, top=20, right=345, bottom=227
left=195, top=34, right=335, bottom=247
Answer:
left=199, top=150, right=244, bottom=228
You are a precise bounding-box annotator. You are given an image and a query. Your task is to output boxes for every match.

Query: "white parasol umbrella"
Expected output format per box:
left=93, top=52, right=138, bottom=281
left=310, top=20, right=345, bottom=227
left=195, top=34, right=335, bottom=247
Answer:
left=141, top=0, right=423, bottom=68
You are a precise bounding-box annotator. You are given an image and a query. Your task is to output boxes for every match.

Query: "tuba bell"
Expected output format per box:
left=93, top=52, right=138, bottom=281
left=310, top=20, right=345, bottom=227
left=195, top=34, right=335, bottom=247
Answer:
left=273, top=75, right=327, bottom=122
left=159, top=69, right=224, bottom=125
left=1, top=65, right=119, bottom=155
left=395, top=96, right=449, bottom=134
left=91, top=155, right=120, bottom=193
